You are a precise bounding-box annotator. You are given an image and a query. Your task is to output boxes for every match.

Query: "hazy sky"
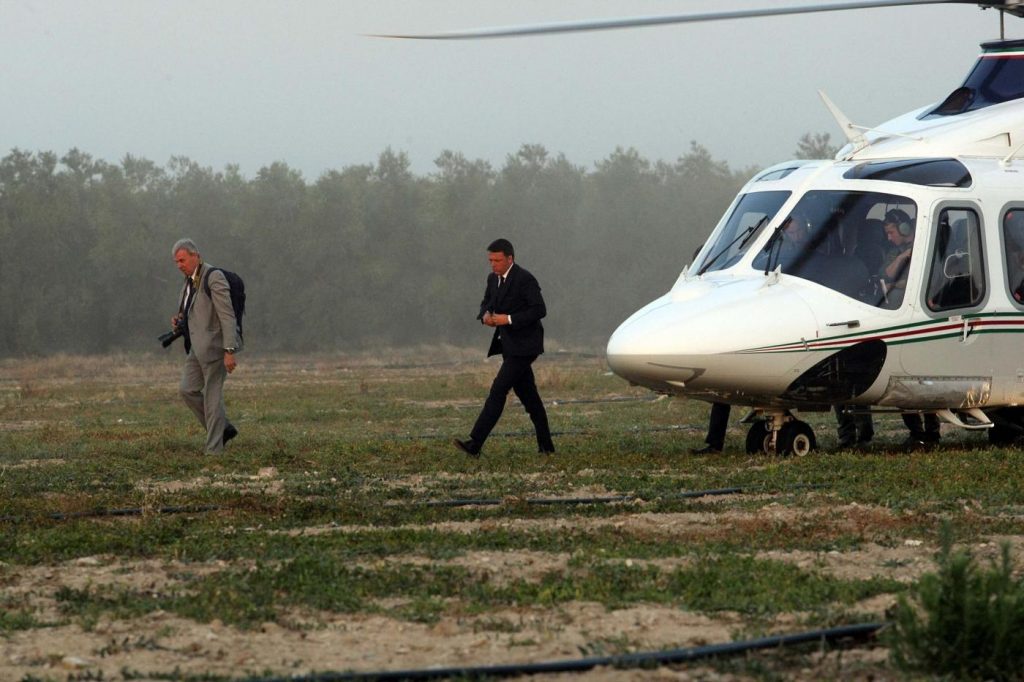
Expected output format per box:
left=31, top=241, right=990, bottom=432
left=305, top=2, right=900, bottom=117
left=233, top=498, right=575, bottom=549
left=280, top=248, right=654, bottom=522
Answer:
left=2, top=1, right=1018, bottom=178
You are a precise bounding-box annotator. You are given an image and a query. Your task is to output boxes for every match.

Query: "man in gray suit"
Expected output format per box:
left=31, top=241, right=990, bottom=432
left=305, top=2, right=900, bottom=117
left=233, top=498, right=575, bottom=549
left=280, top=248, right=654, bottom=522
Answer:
left=171, top=238, right=242, bottom=453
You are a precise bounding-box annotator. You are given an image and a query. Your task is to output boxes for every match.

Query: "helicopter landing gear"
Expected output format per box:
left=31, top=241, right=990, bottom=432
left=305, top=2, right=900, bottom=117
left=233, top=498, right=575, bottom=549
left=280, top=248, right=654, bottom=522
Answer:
left=745, top=421, right=770, bottom=454
left=778, top=420, right=816, bottom=457
left=744, top=411, right=817, bottom=456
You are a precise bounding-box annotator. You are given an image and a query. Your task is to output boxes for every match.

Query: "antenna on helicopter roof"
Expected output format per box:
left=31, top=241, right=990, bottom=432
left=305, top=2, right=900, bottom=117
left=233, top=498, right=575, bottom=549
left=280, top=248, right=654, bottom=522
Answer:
left=818, top=90, right=865, bottom=146
left=818, top=89, right=925, bottom=158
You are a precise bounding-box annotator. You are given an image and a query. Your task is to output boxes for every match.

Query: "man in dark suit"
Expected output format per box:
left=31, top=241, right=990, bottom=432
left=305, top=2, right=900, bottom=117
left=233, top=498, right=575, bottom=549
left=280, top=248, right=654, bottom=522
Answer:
left=455, top=238, right=555, bottom=457
left=691, top=401, right=730, bottom=454
left=172, top=238, right=242, bottom=454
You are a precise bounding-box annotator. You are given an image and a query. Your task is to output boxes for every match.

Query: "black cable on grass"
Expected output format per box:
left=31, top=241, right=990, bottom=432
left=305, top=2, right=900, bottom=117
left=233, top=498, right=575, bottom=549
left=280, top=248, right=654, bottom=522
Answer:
left=420, top=484, right=822, bottom=508
left=0, top=504, right=223, bottom=524
left=548, top=395, right=661, bottom=406
left=242, top=622, right=883, bottom=681
left=407, top=424, right=697, bottom=441
left=424, top=495, right=635, bottom=508
left=377, top=350, right=602, bottom=370
left=2, top=484, right=828, bottom=522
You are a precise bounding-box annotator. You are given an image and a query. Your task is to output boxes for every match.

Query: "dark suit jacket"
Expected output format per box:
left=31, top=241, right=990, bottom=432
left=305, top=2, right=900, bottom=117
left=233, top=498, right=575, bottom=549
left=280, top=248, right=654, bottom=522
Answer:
left=477, top=263, right=546, bottom=357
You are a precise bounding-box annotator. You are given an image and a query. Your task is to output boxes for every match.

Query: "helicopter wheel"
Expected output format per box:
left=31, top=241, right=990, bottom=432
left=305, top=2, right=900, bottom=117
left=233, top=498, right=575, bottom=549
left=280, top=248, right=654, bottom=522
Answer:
left=745, top=421, right=771, bottom=454
left=778, top=421, right=816, bottom=457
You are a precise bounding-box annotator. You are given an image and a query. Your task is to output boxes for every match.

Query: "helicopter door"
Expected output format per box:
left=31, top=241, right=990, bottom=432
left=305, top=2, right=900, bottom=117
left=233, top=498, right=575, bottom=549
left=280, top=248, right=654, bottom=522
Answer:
left=924, top=208, right=986, bottom=312
left=1001, top=208, right=1024, bottom=404
left=893, top=206, right=993, bottom=408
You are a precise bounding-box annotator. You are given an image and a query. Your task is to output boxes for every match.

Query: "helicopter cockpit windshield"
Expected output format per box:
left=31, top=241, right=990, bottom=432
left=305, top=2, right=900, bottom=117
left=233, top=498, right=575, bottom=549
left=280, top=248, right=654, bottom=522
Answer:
left=694, top=191, right=790, bottom=275
left=752, top=190, right=918, bottom=308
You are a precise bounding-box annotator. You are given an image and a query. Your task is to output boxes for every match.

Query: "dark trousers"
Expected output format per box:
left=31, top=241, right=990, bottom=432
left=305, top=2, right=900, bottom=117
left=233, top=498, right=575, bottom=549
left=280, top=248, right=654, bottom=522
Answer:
left=903, top=413, right=941, bottom=441
left=835, top=404, right=874, bottom=444
left=470, top=354, right=553, bottom=450
left=704, top=402, right=731, bottom=450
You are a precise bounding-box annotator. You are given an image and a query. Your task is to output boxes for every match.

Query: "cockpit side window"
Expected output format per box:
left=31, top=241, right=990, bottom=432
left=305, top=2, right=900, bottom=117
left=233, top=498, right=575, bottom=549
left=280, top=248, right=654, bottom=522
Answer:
left=1003, top=208, right=1024, bottom=303
left=926, top=208, right=985, bottom=312
left=692, top=191, right=789, bottom=276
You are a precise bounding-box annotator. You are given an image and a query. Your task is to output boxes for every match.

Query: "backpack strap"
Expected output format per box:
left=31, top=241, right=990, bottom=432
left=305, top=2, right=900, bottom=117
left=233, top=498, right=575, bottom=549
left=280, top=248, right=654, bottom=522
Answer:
left=201, top=267, right=221, bottom=298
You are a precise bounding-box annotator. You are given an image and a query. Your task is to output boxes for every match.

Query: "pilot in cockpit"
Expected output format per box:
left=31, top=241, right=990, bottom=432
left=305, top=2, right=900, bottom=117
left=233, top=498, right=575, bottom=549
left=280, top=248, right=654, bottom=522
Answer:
left=878, top=209, right=916, bottom=307
left=766, top=210, right=813, bottom=270
left=782, top=211, right=811, bottom=245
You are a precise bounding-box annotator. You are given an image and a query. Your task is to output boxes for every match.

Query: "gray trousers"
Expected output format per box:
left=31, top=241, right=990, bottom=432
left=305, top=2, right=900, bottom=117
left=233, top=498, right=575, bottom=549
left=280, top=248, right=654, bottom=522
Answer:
left=179, top=352, right=228, bottom=453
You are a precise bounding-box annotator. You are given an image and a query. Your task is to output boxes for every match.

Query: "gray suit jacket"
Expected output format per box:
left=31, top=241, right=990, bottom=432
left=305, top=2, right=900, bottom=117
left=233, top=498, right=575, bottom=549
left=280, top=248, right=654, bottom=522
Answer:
left=179, top=263, right=242, bottom=364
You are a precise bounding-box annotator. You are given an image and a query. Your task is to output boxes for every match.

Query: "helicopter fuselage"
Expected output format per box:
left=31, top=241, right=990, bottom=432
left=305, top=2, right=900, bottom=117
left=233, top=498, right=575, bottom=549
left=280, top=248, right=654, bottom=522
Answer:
left=607, top=151, right=1024, bottom=419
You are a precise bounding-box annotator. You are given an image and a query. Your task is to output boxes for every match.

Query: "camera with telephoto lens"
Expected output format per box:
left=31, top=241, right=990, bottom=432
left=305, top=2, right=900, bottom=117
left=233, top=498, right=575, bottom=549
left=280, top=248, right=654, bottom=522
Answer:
left=158, top=319, right=185, bottom=348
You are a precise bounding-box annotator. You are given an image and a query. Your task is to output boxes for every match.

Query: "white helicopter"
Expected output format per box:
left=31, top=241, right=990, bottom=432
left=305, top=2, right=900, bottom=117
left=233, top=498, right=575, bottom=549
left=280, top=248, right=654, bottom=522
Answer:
left=384, top=0, right=1024, bottom=455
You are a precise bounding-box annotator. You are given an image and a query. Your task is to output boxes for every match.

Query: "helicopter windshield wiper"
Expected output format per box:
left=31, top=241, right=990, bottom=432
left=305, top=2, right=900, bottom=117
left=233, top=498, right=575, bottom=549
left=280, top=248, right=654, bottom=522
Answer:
left=697, top=215, right=769, bottom=276
left=761, top=224, right=787, bottom=275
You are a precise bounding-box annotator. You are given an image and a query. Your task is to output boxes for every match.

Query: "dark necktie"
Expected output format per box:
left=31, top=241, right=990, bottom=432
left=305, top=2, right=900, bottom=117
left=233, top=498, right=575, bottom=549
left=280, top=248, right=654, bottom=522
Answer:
left=184, top=278, right=196, bottom=313
left=182, top=278, right=195, bottom=354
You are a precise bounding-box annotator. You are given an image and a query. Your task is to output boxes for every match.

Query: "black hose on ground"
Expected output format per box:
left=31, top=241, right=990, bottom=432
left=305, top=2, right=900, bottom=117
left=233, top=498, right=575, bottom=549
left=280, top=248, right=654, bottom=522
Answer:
left=0, top=504, right=223, bottom=524
left=421, top=484, right=820, bottom=507
left=242, top=622, right=883, bottom=681
left=407, top=423, right=696, bottom=440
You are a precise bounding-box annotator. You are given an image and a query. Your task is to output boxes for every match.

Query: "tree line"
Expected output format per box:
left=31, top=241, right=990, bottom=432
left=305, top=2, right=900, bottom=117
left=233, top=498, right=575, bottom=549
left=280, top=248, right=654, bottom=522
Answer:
left=0, top=136, right=835, bottom=357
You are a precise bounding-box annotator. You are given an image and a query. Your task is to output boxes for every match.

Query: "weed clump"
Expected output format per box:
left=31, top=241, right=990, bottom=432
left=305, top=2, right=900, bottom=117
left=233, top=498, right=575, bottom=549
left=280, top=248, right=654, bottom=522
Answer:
left=888, top=529, right=1024, bottom=680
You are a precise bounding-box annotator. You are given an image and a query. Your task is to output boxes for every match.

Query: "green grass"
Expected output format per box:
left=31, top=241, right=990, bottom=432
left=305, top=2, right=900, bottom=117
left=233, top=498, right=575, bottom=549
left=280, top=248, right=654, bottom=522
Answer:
left=51, top=552, right=900, bottom=631
left=2, top=351, right=1023, bottom=679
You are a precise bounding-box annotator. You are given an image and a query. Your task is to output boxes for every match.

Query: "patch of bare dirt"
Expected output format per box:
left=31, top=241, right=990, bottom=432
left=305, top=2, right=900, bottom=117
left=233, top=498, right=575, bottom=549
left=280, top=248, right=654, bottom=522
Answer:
left=7, top=496, right=1006, bottom=680
left=0, top=456, right=65, bottom=468
left=3, top=548, right=747, bottom=678
left=0, top=420, right=52, bottom=432
left=136, top=467, right=283, bottom=495
left=289, top=499, right=872, bottom=539
left=0, top=599, right=746, bottom=681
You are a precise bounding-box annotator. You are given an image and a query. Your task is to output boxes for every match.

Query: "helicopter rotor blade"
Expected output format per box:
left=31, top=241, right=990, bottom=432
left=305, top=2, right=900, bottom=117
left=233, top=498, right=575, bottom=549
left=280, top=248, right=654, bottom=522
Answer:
left=372, top=0, right=971, bottom=40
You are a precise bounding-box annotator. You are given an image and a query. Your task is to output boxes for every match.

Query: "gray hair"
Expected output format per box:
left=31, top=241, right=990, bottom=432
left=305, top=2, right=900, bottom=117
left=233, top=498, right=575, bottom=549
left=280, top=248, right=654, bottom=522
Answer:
left=172, top=238, right=200, bottom=257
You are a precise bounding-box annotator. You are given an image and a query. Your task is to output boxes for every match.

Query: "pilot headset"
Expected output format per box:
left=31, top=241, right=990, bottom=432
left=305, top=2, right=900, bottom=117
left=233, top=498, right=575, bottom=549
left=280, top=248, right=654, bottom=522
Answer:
left=885, top=209, right=913, bottom=237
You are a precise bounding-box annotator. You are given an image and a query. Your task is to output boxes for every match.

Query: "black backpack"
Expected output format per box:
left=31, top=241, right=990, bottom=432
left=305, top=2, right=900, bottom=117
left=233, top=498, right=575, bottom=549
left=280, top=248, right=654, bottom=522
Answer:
left=202, top=267, right=246, bottom=340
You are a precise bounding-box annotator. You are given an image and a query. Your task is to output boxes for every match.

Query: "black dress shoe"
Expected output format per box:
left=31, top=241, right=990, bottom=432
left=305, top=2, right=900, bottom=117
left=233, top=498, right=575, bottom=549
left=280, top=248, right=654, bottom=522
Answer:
left=223, top=424, right=238, bottom=445
left=453, top=438, right=481, bottom=457
left=690, top=445, right=722, bottom=455
left=903, top=434, right=937, bottom=448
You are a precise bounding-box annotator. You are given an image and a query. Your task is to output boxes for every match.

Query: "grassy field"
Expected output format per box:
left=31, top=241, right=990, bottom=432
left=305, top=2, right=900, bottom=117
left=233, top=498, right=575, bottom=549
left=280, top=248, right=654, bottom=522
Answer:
left=1, top=349, right=1023, bottom=681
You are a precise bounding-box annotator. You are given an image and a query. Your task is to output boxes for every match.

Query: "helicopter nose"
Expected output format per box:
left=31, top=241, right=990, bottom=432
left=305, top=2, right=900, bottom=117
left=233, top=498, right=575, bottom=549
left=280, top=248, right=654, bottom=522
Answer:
left=605, top=298, right=707, bottom=389
left=605, top=280, right=819, bottom=393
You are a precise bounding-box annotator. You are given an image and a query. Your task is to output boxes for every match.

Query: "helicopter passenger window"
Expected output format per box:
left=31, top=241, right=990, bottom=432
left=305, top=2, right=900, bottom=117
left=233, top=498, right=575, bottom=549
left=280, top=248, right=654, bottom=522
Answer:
left=1003, top=209, right=1024, bottom=303
left=693, top=190, right=789, bottom=275
left=926, top=208, right=985, bottom=312
left=750, top=190, right=918, bottom=308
